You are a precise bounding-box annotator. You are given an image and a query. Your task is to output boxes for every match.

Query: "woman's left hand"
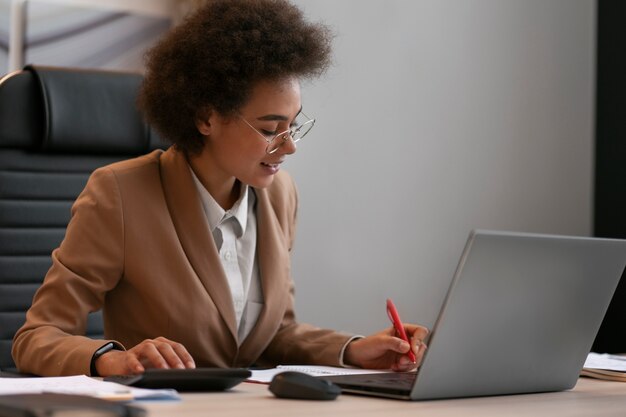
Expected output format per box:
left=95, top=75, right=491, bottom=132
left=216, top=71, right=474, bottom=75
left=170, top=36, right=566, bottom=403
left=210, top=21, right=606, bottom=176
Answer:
left=343, top=324, right=429, bottom=372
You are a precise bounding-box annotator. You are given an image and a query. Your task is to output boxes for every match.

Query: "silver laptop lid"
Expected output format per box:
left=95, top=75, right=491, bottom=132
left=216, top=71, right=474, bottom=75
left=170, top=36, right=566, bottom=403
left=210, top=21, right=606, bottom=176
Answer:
left=411, top=230, right=626, bottom=400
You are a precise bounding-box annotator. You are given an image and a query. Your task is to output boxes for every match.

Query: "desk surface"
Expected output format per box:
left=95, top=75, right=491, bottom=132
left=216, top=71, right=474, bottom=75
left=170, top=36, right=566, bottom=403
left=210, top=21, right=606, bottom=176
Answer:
left=137, top=377, right=626, bottom=417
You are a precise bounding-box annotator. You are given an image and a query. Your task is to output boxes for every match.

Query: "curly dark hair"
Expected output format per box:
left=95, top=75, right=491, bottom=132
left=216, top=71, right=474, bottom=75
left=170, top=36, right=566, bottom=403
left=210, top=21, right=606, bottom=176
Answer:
left=138, top=0, right=333, bottom=155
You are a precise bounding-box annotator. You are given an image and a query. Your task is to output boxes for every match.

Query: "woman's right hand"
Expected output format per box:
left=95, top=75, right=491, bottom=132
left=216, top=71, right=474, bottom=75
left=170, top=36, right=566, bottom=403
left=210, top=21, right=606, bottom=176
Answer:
left=95, top=337, right=196, bottom=376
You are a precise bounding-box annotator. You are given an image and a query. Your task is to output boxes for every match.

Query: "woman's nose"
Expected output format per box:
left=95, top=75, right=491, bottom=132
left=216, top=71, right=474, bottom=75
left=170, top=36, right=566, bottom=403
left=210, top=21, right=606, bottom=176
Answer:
left=277, top=134, right=297, bottom=155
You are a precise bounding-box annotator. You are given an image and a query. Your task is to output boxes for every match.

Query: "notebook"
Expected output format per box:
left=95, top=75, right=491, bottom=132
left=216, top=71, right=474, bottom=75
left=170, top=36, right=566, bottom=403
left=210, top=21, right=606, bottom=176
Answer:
left=322, top=230, right=626, bottom=400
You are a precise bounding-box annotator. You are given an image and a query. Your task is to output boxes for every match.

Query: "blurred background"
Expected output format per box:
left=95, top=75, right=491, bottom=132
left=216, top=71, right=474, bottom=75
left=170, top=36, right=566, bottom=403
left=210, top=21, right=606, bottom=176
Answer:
left=1, top=0, right=624, bottom=351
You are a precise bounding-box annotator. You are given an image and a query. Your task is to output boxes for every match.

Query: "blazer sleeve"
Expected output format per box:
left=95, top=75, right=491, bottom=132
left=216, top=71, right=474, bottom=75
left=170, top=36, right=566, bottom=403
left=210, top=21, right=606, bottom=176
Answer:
left=258, top=173, right=354, bottom=366
left=12, top=167, right=126, bottom=376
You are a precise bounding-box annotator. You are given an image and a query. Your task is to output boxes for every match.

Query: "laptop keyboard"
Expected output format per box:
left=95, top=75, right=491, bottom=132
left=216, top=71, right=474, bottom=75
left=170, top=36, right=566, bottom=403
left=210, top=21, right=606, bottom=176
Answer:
left=322, top=371, right=417, bottom=396
left=354, top=372, right=417, bottom=389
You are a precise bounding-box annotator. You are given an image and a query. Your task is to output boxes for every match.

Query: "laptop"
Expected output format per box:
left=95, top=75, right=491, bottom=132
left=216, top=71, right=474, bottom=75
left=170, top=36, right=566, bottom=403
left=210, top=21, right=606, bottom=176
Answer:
left=322, top=230, right=626, bottom=400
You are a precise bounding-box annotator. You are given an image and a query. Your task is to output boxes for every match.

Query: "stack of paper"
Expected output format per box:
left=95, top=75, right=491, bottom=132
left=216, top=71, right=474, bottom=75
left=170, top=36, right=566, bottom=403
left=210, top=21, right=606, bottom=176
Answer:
left=0, top=375, right=179, bottom=401
left=582, top=352, right=626, bottom=382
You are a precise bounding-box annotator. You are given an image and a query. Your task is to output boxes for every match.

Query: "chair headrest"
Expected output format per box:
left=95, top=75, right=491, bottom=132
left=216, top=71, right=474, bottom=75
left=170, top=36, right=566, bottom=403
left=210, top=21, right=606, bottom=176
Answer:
left=0, top=65, right=168, bottom=154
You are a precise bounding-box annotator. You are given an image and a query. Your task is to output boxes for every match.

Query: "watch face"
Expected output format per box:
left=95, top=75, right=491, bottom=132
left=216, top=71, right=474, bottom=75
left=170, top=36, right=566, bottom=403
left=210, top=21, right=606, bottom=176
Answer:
left=94, top=342, right=116, bottom=357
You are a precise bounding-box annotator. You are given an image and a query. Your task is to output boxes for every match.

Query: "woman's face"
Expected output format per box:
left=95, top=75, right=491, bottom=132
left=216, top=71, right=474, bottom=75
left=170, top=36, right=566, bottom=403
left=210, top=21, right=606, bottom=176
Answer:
left=196, top=77, right=302, bottom=190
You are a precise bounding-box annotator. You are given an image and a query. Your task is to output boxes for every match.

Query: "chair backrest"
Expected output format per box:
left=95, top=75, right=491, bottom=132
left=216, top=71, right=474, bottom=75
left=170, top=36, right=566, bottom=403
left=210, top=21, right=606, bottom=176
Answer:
left=0, top=65, right=168, bottom=372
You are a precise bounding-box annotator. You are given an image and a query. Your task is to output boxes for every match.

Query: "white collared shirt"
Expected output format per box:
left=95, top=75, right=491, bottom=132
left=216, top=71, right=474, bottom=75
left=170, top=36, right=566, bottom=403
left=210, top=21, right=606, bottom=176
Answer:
left=189, top=168, right=263, bottom=344
left=189, top=167, right=357, bottom=365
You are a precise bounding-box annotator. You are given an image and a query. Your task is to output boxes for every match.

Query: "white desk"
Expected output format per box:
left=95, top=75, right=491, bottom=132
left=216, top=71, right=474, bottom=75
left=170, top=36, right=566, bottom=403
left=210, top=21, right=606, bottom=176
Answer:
left=138, top=378, right=626, bottom=417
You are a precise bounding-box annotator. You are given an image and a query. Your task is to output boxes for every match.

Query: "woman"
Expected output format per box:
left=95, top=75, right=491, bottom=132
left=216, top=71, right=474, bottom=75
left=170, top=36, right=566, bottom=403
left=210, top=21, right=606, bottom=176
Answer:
left=12, top=0, right=428, bottom=377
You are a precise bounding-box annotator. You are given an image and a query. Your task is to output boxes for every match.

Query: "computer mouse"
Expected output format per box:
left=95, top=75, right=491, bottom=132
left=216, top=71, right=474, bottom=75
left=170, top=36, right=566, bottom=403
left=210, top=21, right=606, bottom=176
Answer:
left=269, top=371, right=341, bottom=400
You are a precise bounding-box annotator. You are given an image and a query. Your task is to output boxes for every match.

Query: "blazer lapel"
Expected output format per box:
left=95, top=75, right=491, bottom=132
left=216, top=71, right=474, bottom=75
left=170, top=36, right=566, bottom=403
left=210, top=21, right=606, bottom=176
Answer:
left=236, top=186, right=290, bottom=365
left=159, top=148, right=238, bottom=341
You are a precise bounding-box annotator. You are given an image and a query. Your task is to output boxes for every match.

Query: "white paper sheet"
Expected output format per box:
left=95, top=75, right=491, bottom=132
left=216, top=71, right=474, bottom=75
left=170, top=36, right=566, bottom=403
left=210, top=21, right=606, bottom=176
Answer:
left=584, top=352, right=626, bottom=371
left=248, top=365, right=392, bottom=384
left=0, top=375, right=179, bottom=401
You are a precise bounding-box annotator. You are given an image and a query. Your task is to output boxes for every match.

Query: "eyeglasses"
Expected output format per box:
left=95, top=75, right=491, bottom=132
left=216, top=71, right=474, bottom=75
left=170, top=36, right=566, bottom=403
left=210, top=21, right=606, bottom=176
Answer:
left=238, top=111, right=315, bottom=154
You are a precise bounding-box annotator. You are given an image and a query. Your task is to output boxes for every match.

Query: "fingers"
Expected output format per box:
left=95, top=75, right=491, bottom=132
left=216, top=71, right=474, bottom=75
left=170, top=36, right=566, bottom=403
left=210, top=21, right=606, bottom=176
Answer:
left=384, top=337, right=416, bottom=372
left=387, top=324, right=429, bottom=371
left=405, top=324, right=429, bottom=343
left=95, top=337, right=196, bottom=376
left=415, top=340, right=427, bottom=366
left=132, top=337, right=196, bottom=370
left=407, top=325, right=428, bottom=368
left=124, top=352, right=145, bottom=374
left=386, top=324, right=429, bottom=352
left=386, top=334, right=412, bottom=355
left=391, top=340, right=428, bottom=371
left=170, top=339, right=196, bottom=368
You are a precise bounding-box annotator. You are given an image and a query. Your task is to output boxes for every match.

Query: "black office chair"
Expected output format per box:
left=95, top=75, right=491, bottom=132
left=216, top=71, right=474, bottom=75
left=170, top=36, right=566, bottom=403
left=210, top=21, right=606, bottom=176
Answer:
left=0, top=65, right=168, bottom=372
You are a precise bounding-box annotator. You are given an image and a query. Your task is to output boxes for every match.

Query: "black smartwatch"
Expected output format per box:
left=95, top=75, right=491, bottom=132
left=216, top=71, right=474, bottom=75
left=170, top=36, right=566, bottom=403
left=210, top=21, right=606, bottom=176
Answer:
left=90, top=342, right=117, bottom=376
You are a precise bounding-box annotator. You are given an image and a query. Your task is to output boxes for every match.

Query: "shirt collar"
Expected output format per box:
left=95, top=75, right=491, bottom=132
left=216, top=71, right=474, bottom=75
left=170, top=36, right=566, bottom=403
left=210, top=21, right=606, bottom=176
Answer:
left=189, top=166, right=250, bottom=237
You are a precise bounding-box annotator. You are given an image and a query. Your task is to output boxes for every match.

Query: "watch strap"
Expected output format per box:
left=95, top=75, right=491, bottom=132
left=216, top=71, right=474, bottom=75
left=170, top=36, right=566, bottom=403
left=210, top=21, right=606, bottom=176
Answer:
left=90, top=342, right=117, bottom=376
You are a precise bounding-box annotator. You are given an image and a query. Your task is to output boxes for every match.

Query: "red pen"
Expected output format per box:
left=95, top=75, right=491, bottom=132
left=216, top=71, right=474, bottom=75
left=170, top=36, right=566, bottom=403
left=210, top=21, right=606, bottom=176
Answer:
left=386, top=298, right=417, bottom=363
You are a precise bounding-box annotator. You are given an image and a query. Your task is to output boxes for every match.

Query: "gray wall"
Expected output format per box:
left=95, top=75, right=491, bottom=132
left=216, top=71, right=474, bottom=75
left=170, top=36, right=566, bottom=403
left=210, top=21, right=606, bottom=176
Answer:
left=287, top=0, right=596, bottom=335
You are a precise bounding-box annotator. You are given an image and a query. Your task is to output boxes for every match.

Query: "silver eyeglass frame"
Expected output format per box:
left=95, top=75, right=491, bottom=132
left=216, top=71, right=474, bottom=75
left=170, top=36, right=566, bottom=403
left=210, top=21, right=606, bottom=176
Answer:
left=238, top=111, right=315, bottom=154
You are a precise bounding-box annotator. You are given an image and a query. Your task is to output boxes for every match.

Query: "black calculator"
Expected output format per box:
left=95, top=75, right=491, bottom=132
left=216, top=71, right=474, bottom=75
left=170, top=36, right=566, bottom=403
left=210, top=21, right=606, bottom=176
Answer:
left=104, top=368, right=251, bottom=392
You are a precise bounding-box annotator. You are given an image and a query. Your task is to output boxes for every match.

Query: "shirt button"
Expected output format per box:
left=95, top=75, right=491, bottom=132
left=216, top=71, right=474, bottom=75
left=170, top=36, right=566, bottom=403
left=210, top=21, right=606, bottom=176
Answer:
left=224, top=251, right=232, bottom=261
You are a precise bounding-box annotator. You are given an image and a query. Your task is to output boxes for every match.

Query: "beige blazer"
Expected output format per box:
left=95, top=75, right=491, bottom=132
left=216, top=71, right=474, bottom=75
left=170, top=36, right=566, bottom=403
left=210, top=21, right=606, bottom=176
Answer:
left=12, top=148, right=352, bottom=376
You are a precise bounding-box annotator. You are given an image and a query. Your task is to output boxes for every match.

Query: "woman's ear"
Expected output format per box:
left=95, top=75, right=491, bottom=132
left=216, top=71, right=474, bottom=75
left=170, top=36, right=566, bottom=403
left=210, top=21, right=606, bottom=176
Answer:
left=195, top=108, right=212, bottom=136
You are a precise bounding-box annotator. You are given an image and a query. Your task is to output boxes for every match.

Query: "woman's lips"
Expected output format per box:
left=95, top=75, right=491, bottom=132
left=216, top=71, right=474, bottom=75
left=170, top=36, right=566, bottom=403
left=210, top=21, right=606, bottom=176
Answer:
left=261, top=161, right=282, bottom=174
